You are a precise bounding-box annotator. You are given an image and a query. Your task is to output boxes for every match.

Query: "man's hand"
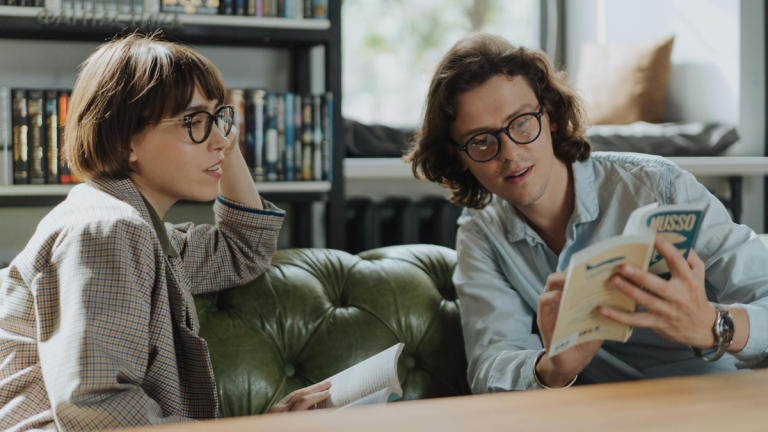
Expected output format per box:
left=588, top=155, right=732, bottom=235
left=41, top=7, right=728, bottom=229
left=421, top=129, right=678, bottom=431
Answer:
left=600, top=234, right=717, bottom=349
left=536, top=271, right=603, bottom=388
left=267, top=381, right=332, bottom=413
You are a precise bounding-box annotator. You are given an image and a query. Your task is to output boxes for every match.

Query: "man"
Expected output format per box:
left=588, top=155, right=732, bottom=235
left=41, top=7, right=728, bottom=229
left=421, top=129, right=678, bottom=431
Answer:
left=405, top=32, right=768, bottom=392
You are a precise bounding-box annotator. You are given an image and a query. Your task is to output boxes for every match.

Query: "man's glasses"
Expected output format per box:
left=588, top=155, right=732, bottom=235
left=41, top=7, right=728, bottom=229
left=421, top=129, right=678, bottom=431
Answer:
left=457, top=106, right=544, bottom=163
left=157, top=105, right=235, bottom=144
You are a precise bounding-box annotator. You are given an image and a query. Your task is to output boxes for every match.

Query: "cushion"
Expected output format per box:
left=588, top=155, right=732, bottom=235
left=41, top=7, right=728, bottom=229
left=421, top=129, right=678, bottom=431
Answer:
left=576, top=35, right=675, bottom=125
left=587, top=122, right=739, bottom=156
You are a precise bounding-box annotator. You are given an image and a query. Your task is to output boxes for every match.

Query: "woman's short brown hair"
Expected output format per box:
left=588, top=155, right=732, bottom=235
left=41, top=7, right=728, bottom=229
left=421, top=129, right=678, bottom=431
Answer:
left=404, top=32, right=591, bottom=210
left=64, top=33, right=228, bottom=181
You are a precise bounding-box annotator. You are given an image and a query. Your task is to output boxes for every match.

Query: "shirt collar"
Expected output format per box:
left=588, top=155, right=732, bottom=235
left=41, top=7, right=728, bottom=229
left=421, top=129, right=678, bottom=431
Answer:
left=503, top=157, right=600, bottom=243
left=87, top=177, right=179, bottom=258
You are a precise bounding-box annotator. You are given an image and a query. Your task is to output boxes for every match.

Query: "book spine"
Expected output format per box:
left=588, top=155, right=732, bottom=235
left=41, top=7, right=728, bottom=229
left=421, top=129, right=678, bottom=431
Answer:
left=301, top=95, right=313, bottom=181
left=58, top=91, right=72, bottom=185
left=294, top=93, right=302, bottom=179
left=284, top=92, right=295, bottom=181
left=246, top=0, right=253, bottom=15
left=132, top=0, right=144, bottom=14
left=244, top=90, right=256, bottom=172
left=118, top=0, right=131, bottom=14
left=294, top=0, right=302, bottom=19
left=0, top=88, right=10, bottom=186
left=27, top=91, right=45, bottom=185
left=235, top=0, right=244, bottom=15
left=312, top=94, right=322, bottom=181
left=228, top=90, right=246, bottom=159
left=311, top=0, right=326, bottom=18
left=265, top=93, right=278, bottom=181
left=106, top=0, right=118, bottom=13
left=45, top=91, right=59, bottom=185
left=255, top=0, right=262, bottom=15
left=253, top=90, right=265, bottom=182
left=322, top=91, right=332, bottom=182
left=219, top=0, right=232, bottom=16
left=0, top=0, right=8, bottom=6
left=303, top=0, right=310, bottom=18
left=144, top=0, right=159, bottom=14
left=12, top=90, right=28, bottom=185
left=283, top=0, right=292, bottom=18
left=261, top=0, right=268, bottom=16
left=276, top=95, right=285, bottom=181
left=268, top=0, right=276, bottom=16
left=276, top=0, right=283, bottom=17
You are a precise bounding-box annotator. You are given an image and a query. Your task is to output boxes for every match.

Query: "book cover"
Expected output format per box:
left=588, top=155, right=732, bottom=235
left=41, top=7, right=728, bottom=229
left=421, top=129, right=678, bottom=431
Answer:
left=44, top=90, right=59, bottom=184
left=312, top=94, right=322, bottom=181
left=294, top=93, right=302, bottom=180
left=255, top=0, right=262, bottom=15
left=311, top=0, right=326, bottom=18
left=283, top=92, right=295, bottom=181
left=276, top=95, right=285, bottom=181
left=294, top=0, right=302, bottom=19
left=58, top=91, right=72, bottom=185
left=264, top=93, right=278, bottom=181
left=235, top=0, right=244, bottom=15
left=283, top=0, right=292, bottom=18
left=12, top=90, right=29, bottom=185
left=0, top=88, right=10, bottom=186
left=301, top=95, right=313, bottom=181
left=27, top=91, right=45, bottom=185
left=321, top=92, right=332, bottom=182
left=246, top=0, right=253, bottom=15
left=622, top=202, right=705, bottom=278
left=303, top=0, right=310, bottom=18
left=261, top=0, right=269, bottom=16
left=268, top=0, right=276, bottom=16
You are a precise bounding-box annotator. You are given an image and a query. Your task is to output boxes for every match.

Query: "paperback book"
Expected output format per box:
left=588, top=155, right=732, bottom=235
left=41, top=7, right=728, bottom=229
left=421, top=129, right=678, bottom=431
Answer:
left=549, top=202, right=706, bottom=357
left=314, top=343, right=404, bottom=410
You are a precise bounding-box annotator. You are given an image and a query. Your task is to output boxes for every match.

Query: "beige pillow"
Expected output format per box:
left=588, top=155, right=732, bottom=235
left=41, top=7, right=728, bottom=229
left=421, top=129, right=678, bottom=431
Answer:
left=576, top=35, right=674, bottom=125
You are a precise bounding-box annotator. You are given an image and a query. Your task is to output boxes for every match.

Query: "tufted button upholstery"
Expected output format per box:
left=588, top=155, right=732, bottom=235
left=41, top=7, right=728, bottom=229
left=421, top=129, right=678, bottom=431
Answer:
left=193, top=244, right=471, bottom=416
left=0, top=244, right=470, bottom=418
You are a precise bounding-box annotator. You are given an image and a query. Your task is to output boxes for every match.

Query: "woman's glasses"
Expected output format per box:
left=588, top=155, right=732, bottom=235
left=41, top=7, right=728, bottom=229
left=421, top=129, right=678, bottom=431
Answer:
left=157, top=105, right=235, bottom=144
left=457, top=106, right=544, bottom=163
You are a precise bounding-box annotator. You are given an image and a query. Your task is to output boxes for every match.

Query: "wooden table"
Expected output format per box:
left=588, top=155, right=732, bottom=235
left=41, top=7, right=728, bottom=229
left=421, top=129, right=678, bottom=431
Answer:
left=134, top=370, right=768, bottom=432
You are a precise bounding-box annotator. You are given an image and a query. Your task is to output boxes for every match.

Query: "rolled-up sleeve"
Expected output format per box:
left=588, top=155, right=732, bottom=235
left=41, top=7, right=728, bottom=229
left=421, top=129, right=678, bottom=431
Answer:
left=169, top=196, right=285, bottom=295
left=670, top=168, right=768, bottom=369
left=454, top=223, right=544, bottom=393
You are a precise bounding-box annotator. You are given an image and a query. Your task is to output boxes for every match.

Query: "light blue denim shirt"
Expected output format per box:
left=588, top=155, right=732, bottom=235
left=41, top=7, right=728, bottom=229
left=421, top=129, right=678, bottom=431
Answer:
left=454, top=152, right=768, bottom=393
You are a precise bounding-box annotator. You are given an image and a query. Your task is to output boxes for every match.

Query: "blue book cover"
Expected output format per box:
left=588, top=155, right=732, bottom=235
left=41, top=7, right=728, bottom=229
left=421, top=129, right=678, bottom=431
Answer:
left=284, top=93, right=295, bottom=181
left=622, top=202, right=706, bottom=278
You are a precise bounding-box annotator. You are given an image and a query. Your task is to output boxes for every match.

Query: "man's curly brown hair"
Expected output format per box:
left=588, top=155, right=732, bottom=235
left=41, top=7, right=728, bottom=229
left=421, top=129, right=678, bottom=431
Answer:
left=404, top=32, right=591, bottom=210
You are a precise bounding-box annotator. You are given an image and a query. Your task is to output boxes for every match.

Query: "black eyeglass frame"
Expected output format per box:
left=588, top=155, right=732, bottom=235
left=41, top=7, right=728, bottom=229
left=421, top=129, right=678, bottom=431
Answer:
left=157, top=104, right=236, bottom=144
left=456, top=106, right=545, bottom=163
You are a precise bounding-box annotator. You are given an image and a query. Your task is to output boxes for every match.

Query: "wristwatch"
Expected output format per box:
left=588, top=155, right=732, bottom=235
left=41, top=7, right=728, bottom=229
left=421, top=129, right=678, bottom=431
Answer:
left=691, top=303, right=735, bottom=362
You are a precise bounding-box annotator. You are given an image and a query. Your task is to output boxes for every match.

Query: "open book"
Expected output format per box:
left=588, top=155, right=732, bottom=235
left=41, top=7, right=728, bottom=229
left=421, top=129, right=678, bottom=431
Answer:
left=549, top=202, right=705, bottom=357
left=314, top=343, right=404, bottom=411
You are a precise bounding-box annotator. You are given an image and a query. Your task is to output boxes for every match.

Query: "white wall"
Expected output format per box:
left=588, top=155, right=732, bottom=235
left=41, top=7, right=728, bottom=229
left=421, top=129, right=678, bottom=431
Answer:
left=0, top=39, right=293, bottom=266
left=564, top=0, right=765, bottom=232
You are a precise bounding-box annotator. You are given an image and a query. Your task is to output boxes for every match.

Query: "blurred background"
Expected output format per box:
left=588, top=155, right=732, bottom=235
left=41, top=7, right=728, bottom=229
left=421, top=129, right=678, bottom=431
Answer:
left=0, top=0, right=763, bottom=265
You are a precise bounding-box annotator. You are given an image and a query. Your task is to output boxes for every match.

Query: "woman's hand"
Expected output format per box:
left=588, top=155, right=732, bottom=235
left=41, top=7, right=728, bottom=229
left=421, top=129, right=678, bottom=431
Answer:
left=536, top=271, right=603, bottom=388
left=600, top=234, right=718, bottom=349
left=267, top=381, right=332, bottom=413
left=222, top=125, right=240, bottom=156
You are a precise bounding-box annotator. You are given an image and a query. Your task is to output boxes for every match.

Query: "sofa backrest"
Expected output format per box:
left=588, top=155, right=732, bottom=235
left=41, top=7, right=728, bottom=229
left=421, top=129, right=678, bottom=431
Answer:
left=194, top=244, right=470, bottom=416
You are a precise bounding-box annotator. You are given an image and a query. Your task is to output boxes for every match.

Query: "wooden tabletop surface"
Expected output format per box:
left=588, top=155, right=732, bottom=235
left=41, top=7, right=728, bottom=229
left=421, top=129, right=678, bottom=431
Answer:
left=127, top=369, right=768, bottom=432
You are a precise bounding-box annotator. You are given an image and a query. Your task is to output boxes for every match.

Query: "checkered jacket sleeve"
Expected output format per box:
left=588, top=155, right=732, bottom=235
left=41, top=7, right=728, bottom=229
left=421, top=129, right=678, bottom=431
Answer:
left=167, top=196, right=285, bottom=295
left=39, top=218, right=195, bottom=431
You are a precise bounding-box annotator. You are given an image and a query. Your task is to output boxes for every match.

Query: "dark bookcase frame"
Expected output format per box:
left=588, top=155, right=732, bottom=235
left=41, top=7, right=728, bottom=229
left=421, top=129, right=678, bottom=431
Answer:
left=0, top=1, right=346, bottom=250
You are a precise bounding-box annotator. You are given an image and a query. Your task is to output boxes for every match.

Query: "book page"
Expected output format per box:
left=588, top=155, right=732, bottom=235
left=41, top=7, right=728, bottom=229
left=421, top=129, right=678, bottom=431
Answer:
left=622, top=202, right=706, bottom=277
left=334, top=386, right=403, bottom=412
left=550, top=235, right=655, bottom=357
left=315, top=343, right=404, bottom=409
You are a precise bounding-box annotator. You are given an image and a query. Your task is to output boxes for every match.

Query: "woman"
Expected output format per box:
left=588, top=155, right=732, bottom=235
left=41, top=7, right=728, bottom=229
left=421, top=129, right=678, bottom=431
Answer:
left=0, top=34, right=329, bottom=431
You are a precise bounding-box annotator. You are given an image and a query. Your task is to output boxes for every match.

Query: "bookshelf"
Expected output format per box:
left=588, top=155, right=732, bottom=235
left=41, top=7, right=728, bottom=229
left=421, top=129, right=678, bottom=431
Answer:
left=0, top=0, right=345, bottom=250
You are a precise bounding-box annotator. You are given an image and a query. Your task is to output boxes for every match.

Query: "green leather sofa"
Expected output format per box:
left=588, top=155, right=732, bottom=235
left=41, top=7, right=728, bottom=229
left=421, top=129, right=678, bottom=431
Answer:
left=0, top=245, right=471, bottom=417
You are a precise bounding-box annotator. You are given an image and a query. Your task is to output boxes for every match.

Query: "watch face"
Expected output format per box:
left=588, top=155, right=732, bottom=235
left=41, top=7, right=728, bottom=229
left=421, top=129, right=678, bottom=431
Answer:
left=719, top=312, right=736, bottom=344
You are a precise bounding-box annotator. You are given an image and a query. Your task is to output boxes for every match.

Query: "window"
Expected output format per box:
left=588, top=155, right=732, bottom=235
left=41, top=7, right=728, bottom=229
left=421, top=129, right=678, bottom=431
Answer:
left=342, top=0, right=541, bottom=128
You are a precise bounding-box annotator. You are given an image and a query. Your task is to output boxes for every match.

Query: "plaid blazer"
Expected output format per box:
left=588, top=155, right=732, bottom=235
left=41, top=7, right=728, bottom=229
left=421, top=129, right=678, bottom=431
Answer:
left=0, top=178, right=285, bottom=431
